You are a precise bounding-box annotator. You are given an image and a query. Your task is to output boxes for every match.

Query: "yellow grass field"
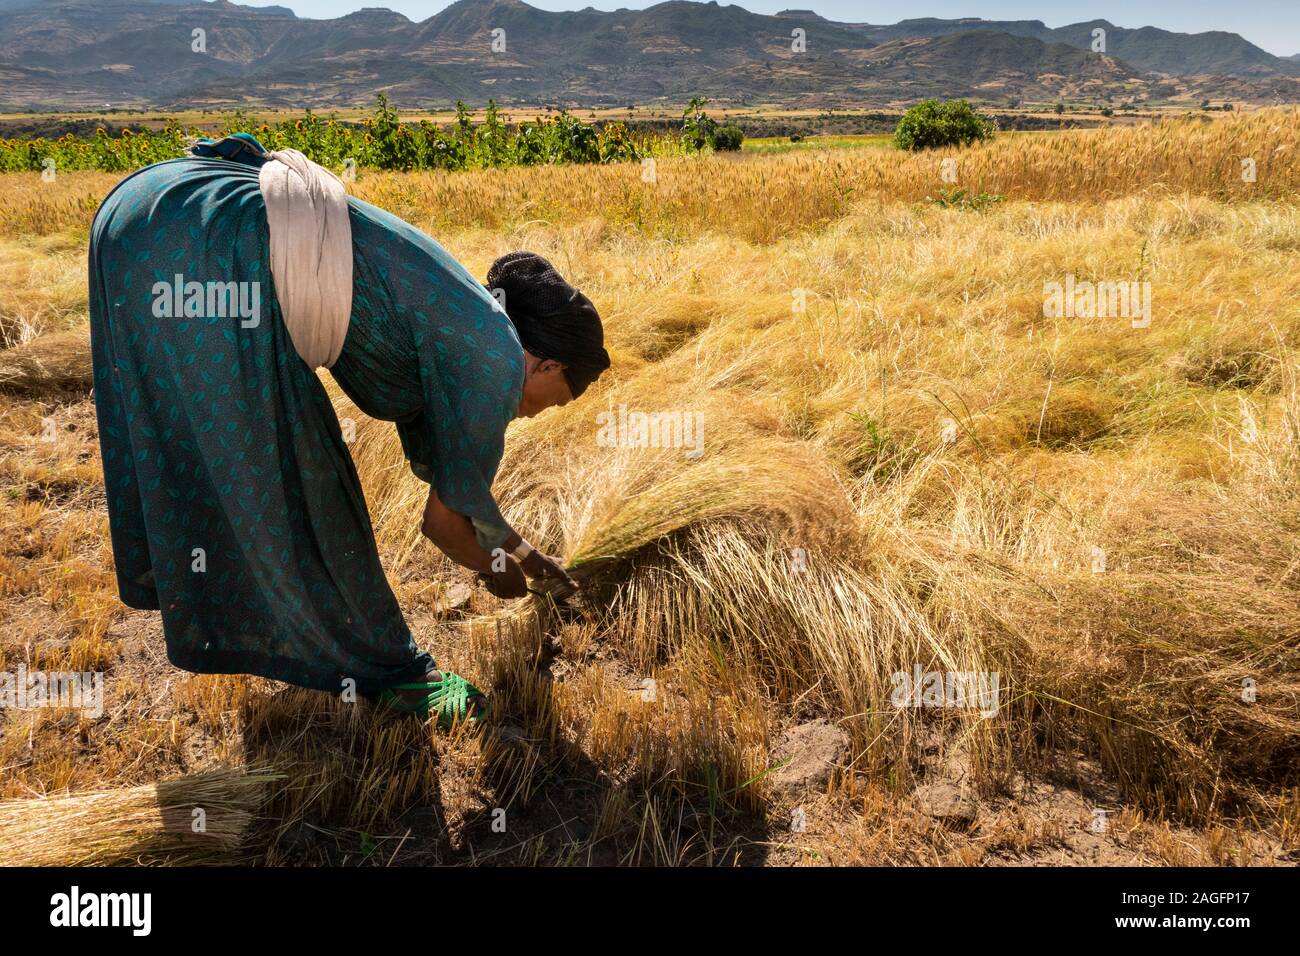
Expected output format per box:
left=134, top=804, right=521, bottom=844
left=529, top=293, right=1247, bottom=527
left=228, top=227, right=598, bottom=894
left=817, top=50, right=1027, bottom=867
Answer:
left=0, top=110, right=1297, bottom=865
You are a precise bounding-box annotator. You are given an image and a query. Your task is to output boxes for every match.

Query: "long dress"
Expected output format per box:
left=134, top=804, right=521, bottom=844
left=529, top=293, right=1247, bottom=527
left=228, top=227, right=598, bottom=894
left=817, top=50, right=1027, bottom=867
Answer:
left=88, top=140, right=524, bottom=693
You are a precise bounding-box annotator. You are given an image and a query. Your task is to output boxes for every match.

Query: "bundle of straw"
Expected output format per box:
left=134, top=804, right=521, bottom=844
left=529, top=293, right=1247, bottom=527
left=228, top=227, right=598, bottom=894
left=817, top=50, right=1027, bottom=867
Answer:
left=0, top=767, right=282, bottom=866
left=0, top=329, right=93, bottom=399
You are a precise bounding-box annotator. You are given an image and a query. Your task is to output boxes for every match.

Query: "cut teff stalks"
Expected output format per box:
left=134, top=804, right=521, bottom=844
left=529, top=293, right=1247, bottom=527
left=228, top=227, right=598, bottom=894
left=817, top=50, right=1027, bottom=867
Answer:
left=0, top=767, right=282, bottom=866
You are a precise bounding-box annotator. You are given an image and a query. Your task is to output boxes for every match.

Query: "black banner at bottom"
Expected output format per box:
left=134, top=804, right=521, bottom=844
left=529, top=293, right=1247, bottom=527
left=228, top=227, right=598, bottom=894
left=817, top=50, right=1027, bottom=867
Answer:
left=0, top=865, right=1288, bottom=941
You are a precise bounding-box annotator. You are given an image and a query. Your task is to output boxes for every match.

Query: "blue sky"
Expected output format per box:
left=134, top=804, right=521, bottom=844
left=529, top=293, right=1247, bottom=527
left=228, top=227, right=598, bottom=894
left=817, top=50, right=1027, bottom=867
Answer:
left=241, top=1, right=1300, bottom=56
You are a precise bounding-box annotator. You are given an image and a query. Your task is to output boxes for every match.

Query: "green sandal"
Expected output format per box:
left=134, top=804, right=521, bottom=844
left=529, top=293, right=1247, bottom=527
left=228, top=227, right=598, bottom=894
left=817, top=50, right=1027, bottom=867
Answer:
left=377, top=671, right=491, bottom=729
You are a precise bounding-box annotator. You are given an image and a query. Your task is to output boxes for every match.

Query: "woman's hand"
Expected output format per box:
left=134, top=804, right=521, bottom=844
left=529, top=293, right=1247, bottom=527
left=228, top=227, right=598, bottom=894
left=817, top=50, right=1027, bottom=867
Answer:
left=420, top=489, right=574, bottom=600
left=477, top=558, right=529, bottom=599
left=423, top=490, right=528, bottom=599
left=520, top=550, right=579, bottom=591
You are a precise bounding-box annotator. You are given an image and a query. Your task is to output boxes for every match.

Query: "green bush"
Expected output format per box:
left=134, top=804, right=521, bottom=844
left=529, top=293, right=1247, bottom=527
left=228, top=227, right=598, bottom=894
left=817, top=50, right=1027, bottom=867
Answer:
left=713, top=124, right=744, bottom=151
left=680, top=96, right=718, bottom=152
left=678, top=98, right=746, bottom=153
left=893, top=99, right=995, bottom=152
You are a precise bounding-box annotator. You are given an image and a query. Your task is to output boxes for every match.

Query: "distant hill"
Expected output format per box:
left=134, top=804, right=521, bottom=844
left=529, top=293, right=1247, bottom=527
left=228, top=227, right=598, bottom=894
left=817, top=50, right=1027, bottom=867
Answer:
left=0, top=0, right=294, bottom=12
left=803, top=13, right=1300, bottom=77
left=0, top=0, right=1295, bottom=109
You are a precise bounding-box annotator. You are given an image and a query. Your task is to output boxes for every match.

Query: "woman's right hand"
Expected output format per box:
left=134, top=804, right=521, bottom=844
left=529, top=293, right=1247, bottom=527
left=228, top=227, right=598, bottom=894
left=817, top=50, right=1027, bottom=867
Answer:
left=476, top=558, right=528, bottom=599
left=519, top=550, right=580, bottom=591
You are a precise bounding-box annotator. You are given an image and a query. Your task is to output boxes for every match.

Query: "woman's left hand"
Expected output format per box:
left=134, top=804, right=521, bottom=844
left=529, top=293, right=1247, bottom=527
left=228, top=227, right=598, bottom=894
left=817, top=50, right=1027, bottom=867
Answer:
left=520, top=550, right=579, bottom=591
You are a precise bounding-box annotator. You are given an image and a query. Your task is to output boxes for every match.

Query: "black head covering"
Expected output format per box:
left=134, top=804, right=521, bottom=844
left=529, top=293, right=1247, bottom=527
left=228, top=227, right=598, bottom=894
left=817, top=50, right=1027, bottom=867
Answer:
left=486, top=252, right=610, bottom=398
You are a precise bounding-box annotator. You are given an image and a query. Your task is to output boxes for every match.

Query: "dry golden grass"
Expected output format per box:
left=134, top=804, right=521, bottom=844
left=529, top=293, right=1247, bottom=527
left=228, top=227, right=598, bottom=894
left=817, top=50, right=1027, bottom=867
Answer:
left=0, top=328, right=92, bottom=397
left=347, top=181, right=1300, bottom=817
left=1, top=111, right=1297, bottom=865
left=0, top=234, right=87, bottom=347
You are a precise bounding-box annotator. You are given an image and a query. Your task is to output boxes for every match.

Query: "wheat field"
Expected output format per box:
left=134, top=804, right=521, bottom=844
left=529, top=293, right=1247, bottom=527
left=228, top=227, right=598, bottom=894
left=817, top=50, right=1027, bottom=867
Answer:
left=0, top=111, right=1297, bottom=865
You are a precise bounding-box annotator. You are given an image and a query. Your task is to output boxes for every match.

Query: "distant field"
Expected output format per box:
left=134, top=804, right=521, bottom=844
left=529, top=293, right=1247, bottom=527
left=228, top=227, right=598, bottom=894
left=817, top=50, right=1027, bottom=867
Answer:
left=0, top=101, right=1181, bottom=141
left=742, top=133, right=895, bottom=154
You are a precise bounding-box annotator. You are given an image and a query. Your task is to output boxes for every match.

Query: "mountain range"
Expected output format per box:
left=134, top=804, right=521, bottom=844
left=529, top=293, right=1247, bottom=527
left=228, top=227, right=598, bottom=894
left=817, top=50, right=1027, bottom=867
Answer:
left=0, top=0, right=1296, bottom=109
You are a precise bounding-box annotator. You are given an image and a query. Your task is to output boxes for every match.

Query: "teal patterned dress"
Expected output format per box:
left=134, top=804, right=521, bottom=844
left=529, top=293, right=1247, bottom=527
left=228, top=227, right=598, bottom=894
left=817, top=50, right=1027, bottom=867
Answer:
left=88, top=138, right=524, bottom=693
